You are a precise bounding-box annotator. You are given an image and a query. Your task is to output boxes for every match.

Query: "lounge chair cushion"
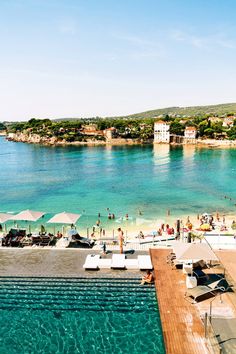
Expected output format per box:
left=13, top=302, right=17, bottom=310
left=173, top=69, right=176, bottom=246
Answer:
left=111, top=254, right=126, bottom=268
left=125, top=259, right=139, bottom=269
left=138, top=255, right=153, bottom=270
left=98, top=258, right=112, bottom=269
left=83, top=254, right=100, bottom=269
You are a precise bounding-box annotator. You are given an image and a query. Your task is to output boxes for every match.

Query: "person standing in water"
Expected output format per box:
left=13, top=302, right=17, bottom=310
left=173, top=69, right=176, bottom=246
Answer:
left=117, top=228, right=124, bottom=254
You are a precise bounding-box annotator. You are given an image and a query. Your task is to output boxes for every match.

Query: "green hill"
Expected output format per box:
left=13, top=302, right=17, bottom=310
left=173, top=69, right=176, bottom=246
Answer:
left=54, top=103, right=236, bottom=122
left=108, top=103, right=236, bottom=120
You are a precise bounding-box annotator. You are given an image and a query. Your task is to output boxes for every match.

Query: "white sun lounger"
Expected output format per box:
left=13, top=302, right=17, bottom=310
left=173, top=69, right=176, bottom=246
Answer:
left=83, top=254, right=100, bottom=270
left=98, top=258, right=112, bottom=269
left=111, top=254, right=126, bottom=268
left=124, top=259, right=139, bottom=269
left=138, top=255, right=153, bottom=270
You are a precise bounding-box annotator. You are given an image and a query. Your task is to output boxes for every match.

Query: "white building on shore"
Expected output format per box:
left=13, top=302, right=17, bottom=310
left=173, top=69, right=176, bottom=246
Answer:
left=154, top=121, right=170, bottom=143
left=184, top=126, right=197, bottom=139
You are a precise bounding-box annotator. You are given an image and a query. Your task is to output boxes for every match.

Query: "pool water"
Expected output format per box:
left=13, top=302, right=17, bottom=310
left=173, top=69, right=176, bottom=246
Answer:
left=0, top=277, right=165, bottom=354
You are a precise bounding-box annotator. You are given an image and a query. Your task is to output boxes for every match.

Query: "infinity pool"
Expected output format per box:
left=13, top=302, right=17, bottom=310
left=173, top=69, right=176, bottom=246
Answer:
left=0, top=277, right=165, bottom=354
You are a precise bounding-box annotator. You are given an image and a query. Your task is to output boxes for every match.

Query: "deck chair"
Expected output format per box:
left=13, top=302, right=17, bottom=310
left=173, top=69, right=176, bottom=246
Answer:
left=185, top=278, right=232, bottom=304
left=124, top=258, right=139, bottom=269
left=111, top=254, right=126, bottom=269
left=138, top=255, right=153, bottom=270
left=83, top=254, right=100, bottom=270
left=192, top=269, right=209, bottom=282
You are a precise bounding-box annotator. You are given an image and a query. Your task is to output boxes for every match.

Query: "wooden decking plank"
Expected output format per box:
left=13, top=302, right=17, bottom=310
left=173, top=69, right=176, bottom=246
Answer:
left=150, top=249, right=211, bottom=354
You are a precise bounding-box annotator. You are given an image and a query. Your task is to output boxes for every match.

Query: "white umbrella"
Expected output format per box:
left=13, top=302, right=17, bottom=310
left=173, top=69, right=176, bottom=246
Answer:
left=173, top=242, right=218, bottom=262
left=0, top=213, right=13, bottom=223
left=0, top=213, right=13, bottom=233
left=10, top=209, right=45, bottom=222
left=10, top=209, right=45, bottom=234
left=47, top=212, right=81, bottom=236
left=47, top=212, right=81, bottom=225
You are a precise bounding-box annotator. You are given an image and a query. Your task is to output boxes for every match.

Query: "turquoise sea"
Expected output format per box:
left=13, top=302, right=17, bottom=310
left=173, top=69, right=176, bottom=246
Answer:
left=1, top=137, right=236, bottom=232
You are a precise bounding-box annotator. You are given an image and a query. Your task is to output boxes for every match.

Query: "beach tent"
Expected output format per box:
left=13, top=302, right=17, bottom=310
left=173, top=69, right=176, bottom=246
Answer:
left=47, top=212, right=81, bottom=225
left=173, top=242, right=218, bottom=262
left=10, top=209, right=45, bottom=222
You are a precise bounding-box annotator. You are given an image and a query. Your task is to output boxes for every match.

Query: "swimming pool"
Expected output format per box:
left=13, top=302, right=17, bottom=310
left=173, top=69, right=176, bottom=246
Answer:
left=0, top=277, right=165, bottom=354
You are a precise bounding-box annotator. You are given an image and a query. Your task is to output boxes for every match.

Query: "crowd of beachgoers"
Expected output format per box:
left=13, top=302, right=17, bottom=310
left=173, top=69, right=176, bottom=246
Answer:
left=0, top=209, right=235, bottom=250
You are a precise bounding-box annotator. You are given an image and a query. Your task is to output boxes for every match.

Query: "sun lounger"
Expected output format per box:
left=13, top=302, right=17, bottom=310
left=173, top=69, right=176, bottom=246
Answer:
left=138, top=255, right=153, bottom=270
left=83, top=254, right=100, bottom=270
left=98, top=258, right=112, bottom=269
left=111, top=254, right=126, bottom=269
left=125, top=258, right=139, bottom=269
left=185, top=278, right=232, bottom=303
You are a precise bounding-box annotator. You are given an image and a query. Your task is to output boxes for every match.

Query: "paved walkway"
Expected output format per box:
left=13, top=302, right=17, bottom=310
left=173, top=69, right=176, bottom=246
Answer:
left=150, top=249, right=212, bottom=354
left=0, top=248, right=147, bottom=278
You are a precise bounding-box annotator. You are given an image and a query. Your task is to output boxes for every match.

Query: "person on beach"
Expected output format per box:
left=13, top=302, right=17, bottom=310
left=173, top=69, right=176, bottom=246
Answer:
left=138, top=231, right=144, bottom=239
left=117, top=227, right=124, bottom=254
left=56, top=231, right=62, bottom=238
left=140, top=270, right=154, bottom=285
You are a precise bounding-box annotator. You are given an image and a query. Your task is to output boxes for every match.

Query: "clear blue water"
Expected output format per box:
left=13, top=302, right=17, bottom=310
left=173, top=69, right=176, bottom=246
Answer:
left=1, top=137, right=236, bottom=232
left=0, top=277, right=165, bottom=354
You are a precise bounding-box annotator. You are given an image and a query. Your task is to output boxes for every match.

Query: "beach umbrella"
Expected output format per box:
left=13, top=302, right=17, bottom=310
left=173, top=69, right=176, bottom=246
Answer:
left=10, top=209, right=45, bottom=222
left=0, top=213, right=13, bottom=233
left=47, top=212, right=81, bottom=225
left=173, top=242, right=218, bottom=262
left=0, top=213, right=13, bottom=223
left=47, top=212, right=81, bottom=236
left=10, top=209, right=45, bottom=233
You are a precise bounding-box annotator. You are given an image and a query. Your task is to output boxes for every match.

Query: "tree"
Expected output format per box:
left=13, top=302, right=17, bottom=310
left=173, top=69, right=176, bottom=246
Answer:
left=198, top=120, right=209, bottom=136
left=0, top=123, right=6, bottom=131
left=170, top=121, right=184, bottom=135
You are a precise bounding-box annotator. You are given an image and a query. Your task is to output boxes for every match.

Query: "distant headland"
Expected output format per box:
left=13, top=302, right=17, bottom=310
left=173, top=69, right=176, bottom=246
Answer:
left=1, top=102, right=236, bottom=147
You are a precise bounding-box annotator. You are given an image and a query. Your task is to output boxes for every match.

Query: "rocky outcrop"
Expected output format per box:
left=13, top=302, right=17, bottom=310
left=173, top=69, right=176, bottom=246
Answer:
left=7, top=132, right=64, bottom=145
left=6, top=132, right=151, bottom=146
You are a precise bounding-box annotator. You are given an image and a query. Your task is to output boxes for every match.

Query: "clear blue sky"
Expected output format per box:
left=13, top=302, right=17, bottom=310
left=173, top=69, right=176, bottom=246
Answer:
left=0, top=0, right=236, bottom=121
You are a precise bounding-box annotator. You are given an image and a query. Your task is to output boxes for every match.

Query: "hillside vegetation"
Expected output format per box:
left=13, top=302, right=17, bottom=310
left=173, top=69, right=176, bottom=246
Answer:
left=109, top=103, right=236, bottom=120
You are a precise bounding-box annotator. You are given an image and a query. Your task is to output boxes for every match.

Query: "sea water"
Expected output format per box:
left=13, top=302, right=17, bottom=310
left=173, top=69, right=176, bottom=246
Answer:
left=1, top=137, right=236, bottom=232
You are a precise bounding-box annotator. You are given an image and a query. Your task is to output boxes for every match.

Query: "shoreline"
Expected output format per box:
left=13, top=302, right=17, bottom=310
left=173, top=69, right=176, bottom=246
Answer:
left=1, top=210, right=235, bottom=240
left=4, top=134, right=236, bottom=148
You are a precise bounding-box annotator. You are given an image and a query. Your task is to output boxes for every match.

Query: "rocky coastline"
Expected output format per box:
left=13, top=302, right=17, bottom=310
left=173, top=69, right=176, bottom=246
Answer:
left=6, top=132, right=151, bottom=146
left=5, top=132, right=236, bottom=148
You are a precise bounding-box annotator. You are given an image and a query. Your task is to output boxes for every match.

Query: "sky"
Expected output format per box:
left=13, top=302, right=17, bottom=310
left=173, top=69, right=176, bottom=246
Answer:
left=0, top=0, right=236, bottom=121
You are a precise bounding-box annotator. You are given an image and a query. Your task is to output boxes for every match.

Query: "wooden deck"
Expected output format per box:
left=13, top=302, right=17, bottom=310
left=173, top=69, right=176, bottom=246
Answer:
left=150, top=249, right=212, bottom=354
